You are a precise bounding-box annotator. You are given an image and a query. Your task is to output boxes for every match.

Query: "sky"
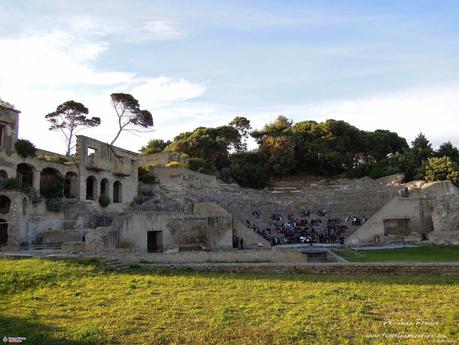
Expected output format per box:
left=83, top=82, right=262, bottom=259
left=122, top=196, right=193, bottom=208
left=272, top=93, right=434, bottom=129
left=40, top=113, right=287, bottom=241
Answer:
left=0, top=0, right=458, bottom=154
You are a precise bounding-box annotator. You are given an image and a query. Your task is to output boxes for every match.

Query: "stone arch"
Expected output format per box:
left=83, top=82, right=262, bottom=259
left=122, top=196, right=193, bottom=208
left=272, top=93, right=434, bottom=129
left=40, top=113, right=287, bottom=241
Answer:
left=40, top=167, right=63, bottom=197
left=22, top=197, right=27, bottom=215
left=0, top=195, right=11, bottom=214
left=86, top=176, right=97, bottom=200
left=0, top=219, right=7, bottom=245
left=64, top=172, right=78, bottom=198
left=113, top=181, right=122, bottom=203
left=16, top=163, right=34, bottom=188
left=100, top=178, right=109, bottom=197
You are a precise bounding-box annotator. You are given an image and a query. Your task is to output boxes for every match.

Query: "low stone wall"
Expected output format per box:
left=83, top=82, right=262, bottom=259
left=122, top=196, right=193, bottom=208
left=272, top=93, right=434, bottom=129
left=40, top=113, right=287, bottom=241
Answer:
left=144, top=262, right=459, bottom=275
left=116, top=249, right=306, bottom=264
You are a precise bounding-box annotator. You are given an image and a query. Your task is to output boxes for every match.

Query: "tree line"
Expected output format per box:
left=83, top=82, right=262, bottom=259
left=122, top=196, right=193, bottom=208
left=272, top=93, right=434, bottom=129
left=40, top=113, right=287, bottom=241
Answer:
left=141, top=115, right=459, bottom=189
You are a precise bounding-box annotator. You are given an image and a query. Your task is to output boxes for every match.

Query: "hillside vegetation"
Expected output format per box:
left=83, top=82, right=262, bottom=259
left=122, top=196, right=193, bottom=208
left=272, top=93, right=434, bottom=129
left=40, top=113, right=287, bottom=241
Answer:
left=141, top=116, right=459, bottom=189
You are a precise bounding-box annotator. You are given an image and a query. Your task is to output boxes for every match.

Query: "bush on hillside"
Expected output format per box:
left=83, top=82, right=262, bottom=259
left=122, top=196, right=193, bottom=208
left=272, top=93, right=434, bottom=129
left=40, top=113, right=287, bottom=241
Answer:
left=165, top=161, right=188, bottom=168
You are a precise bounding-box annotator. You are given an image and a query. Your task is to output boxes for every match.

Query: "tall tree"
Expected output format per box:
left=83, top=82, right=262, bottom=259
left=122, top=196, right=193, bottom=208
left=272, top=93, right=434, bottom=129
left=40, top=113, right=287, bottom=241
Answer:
left=411, top=132, right=434, bottom=168
left=229, top=116, right=251, bottom=151
left=110, top=93, right=154, bottom=145
left=259, top=136, right=296, bottom=176
left=140, top=139, right=171, bottom=154
left=437, top=141, right=459, bottom=164
left=45, top=100, right=100, bottom=156
left=251, top=115, right=292, bottom=144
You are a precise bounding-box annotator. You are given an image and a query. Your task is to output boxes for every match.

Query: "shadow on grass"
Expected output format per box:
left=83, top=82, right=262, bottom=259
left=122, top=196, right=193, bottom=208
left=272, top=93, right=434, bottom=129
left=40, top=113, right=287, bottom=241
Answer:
left=122, top=263, right=459, bottom=286
left=0, top=314, right=106, bottom=345
left=1, top=257, right=458, bottom=290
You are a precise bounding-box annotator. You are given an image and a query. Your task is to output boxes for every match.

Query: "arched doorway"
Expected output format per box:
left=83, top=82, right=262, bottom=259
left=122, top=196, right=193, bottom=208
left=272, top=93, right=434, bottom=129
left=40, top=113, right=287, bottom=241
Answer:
left=86, top=176, right=97, bottom=200
left=113, top=181, right=122, bottom=203
left=100, top=178, right=109, bottom=197
left=0, top=195, right=11, bottom=214
left=0, top=219, right=7, bottom=246
left=0, top=170, right=7, bottom=184
left=64, top=172, right=78, bottom=198
left=16, top=163, right=34, bottom=188
left=40, top=168, right=63, bottom=198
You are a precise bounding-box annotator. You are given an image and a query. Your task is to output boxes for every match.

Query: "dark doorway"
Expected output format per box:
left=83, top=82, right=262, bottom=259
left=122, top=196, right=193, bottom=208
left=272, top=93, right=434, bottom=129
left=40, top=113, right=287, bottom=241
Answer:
left=0, top=219, right=8, bottom=245
left=40, top=167, right=62, bottom=197
left=113, top=181, right=122, bottom=203
left=0, top=195, right=11, bottom=214
left=86, top=176, right=97, bottom=200
left=17, top=163, right=34, bottom=188
left=64, top=172, right=78, bottom=198
left=100, top=178, right=109, bottom=197
left=147, top=231, right=163, bottom=252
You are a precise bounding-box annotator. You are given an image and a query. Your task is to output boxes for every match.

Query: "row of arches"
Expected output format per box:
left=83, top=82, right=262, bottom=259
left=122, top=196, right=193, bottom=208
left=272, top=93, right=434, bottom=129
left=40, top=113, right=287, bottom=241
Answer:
left=1, top=165, right=123, bottom=204
left=86, top=177, right=122, bottom=203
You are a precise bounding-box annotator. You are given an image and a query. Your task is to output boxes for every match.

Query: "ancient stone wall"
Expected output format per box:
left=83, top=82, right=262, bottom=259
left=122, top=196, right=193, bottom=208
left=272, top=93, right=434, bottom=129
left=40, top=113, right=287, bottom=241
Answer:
left=75, top=135, right=139, bottom=205
left=155, top=168, right=406, bottom=238
left=108, top=202, right=233, bottom=251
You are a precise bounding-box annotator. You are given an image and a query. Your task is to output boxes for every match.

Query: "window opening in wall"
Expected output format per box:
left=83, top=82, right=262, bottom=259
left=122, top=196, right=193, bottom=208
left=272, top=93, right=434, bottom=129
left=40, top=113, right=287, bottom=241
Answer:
left=113, top=181, right=122, bottom=203
left=87, top=147, right=96, bottom=157
left=0, top=195, right=11, bottom=214
left=0, top=219, right=7, bottom=245
left=0, top=124, right=5, bottom=148
left=86, top=176, right=97, bottom=200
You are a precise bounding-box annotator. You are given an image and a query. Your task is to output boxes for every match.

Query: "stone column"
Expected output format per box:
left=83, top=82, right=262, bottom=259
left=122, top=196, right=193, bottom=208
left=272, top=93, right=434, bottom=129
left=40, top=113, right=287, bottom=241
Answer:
left=33, top=169, right=40, bottom=192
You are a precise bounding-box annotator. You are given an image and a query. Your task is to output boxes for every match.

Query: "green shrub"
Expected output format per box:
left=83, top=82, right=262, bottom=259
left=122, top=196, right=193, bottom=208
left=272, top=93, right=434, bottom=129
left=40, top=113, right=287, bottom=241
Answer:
left=98, top=195, right=111, bottom=208
left=347, top=159, right=401, bottom=179
left=138, top=165, right=158, bottom=184
left=165, top=161, right=188, bottom=168
left=188, top=158, right=215, bottom=175
left=0, top=177, right=20, bottom=190
left=46, top=198, right=64, bottom=212
left=422, top=156, right=459, bottom=185
left=41, top=176, right=65, bottom=198
left=14, top=139, right=37, bottom=158
left=227, top=152, right=270, bottom=189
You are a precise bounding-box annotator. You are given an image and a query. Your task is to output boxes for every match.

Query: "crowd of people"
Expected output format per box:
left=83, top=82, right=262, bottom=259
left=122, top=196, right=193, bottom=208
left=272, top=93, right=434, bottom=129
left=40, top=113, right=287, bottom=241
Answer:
left=245, top=208, right=367, bottom=246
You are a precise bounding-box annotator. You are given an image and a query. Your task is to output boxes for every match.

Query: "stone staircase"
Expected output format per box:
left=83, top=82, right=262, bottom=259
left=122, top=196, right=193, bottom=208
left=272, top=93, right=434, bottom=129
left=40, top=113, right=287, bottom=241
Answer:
left=101, top=258, right=131, bottom=271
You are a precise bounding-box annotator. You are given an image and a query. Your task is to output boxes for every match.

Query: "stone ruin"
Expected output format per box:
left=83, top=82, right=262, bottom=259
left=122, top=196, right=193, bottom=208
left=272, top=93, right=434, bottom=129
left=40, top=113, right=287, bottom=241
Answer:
left=1, top=100, right=458, bottom=255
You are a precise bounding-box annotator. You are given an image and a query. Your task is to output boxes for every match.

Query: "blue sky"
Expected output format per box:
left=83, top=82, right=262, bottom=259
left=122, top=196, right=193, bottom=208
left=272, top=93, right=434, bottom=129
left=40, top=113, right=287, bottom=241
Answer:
left=0, top=0, right=458, bottom=153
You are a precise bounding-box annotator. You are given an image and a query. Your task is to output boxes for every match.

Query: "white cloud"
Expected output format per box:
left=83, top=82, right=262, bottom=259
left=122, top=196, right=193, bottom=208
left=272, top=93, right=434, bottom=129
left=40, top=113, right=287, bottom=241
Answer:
left=65, top=16, right=183, bottom=42
left=0, top=31, right=133, bottom=88
left=0, top=30, right=204, bottom=154
left=131, top=77, right=206, bottom=106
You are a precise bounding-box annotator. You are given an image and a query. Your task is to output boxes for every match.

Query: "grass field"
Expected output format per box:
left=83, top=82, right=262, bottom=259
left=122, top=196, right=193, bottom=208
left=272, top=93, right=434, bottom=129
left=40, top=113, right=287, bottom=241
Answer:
left=0, top=258, right=458, bottom=345
left=333, top=245, right=459, bottom=263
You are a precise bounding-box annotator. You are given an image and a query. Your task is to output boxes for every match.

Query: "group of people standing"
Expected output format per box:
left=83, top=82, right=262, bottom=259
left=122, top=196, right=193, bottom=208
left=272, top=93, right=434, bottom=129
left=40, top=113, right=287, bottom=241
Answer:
left=245, top=208, right=367, bottom=246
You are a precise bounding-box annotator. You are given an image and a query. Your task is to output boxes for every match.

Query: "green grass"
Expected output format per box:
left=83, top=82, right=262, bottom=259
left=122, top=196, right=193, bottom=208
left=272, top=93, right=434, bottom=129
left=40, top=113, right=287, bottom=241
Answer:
left=333, top=245, right=459, bottom=263
left=0, top=258, right=458, bottom=344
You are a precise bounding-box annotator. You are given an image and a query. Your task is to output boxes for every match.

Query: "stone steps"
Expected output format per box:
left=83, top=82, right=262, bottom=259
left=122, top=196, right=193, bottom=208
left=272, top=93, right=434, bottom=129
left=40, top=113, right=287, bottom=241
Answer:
left=101, top=258, right=131, bottom=270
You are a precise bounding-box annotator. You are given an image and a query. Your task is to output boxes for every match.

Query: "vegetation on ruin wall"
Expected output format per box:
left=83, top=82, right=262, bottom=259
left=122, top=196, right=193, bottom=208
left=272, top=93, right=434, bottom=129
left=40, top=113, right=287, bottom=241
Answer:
left=138, top=164, right=159, bottom=184
left=0, top=258, right=458, bottom=345
left=333, top=245, right=459, bottom=263
left=14, top=139, right=37, bottom=158
left=143, top=116, right=459, bottom=189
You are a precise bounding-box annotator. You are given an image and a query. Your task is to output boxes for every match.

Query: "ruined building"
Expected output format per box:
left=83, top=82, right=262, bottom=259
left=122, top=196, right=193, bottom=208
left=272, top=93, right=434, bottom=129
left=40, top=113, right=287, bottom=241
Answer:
left=1, top=99, right=458, bottom=253
left=0, top=101, right=244, bottom=251
left=0, top=100, right=140, bottom=247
